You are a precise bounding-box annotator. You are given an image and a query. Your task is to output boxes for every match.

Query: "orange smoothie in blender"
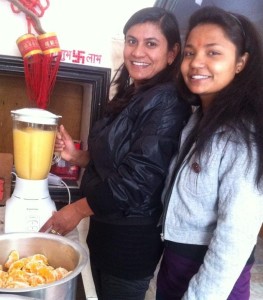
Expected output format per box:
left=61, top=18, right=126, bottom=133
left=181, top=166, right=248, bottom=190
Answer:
left=13, top=127, right=56, bottom=180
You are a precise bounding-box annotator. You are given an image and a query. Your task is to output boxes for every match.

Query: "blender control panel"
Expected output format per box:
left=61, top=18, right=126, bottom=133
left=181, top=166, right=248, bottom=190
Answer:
left=26, top=208, right=40, bottom=232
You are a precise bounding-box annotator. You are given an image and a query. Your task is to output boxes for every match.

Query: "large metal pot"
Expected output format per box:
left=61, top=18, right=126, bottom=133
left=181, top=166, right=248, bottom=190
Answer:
left=0, top=232, right=89, bottom=300
left=0, top=295, right=37, bottom=299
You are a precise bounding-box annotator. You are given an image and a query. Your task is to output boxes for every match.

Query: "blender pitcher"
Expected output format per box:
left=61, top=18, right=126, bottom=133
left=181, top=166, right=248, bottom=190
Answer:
left=5, top=108, right=61, bottom=233
left=12, top=108, right=60, bottom=179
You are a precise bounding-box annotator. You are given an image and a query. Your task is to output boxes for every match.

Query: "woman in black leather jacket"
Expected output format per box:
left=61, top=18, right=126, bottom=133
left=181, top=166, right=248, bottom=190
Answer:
left=40, top=7, right=191, bottom=300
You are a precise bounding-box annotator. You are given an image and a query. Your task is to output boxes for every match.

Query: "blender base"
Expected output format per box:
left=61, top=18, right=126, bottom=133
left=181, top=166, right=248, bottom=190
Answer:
left=4, top=177, right=57, bottom=233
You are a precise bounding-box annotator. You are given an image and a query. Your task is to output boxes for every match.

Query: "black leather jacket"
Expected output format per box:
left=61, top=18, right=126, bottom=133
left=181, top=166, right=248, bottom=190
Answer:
left=80, top=82, right=191, bottom=224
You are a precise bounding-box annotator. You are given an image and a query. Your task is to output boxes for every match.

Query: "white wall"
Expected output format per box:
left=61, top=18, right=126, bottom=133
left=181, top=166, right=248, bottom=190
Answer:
left=0, top=0, right=155, bottom=71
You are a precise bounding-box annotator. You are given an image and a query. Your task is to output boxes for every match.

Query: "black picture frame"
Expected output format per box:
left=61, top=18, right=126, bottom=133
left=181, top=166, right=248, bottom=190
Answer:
left=0, top=54, right=111, bottom=128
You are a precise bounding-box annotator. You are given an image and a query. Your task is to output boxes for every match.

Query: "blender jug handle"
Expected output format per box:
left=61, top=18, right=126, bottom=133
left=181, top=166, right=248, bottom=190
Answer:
left=52, top=152, right=61, bottom=165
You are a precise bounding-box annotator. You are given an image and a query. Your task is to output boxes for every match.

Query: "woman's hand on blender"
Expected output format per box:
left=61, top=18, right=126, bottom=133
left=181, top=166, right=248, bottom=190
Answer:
left=55, top=125, right=77, bottom=163
left=55, top=125, right=90, bottom=167
left=39, top=198, right=94, bottom=236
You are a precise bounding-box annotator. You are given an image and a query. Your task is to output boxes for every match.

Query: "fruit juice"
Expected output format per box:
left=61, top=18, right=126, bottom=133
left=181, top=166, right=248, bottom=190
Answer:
left=13, top=127, right=56, bottom=180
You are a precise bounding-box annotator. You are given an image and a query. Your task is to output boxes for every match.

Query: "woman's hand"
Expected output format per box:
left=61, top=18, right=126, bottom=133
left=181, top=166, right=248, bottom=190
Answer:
left=39, top=198, right=94, bottom=236
left=55, top=125, right=78, bottom=162
left=55, top=125, right=90, bottom=167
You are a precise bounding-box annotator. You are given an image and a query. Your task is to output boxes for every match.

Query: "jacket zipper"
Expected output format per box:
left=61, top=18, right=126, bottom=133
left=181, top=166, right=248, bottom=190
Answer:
left=160, top=131, right=183, bottom=242
left=160, top=108, right=201, bottom=241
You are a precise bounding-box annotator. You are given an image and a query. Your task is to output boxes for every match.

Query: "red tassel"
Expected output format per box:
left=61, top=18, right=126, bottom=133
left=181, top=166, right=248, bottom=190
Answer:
left=37, top=32, right=62, bottom=109
left=16, top=33, right=43, bottom=105
left=0, top=178, right=4, bottom=202
left=16, top=32, right=61, bottom=108
left=23, top=54, right=43, bottom=103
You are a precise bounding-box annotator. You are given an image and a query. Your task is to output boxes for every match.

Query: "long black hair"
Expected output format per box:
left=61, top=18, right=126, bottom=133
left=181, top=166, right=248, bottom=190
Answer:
left=105, top=6, right=181, bottom=115
left=178, top=6, right=263, bottom=187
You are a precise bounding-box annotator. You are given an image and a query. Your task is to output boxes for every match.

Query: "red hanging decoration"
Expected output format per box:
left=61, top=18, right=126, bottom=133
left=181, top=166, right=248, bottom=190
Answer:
left=8, top=0, right=61, bottom=109
left=37, top=32, right=62, bottom=108
left=10, top=0, right=49, bottom=34
left=16, top=33, right=43, bottom=105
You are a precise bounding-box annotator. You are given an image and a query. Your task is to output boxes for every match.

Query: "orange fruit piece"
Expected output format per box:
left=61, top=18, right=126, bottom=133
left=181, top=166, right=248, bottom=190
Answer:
left=53, top=267, right=70, bottom=280
left=37, top=265, right=56, bottom=283
left=28, top=274, right=46, bottom=287
left=0, top=270, right=8, bottom=288
left=5, top=279, right=30, bottom=288
left=4, top=250, right=19, bottom=269
left=30, top=254, right=48, bottom=265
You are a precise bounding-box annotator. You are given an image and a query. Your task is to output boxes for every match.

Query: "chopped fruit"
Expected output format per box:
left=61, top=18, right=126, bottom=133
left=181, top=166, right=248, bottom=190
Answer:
left=0, top=250, right=70, bottom=288
left=4, top=250, right=19, bottom=269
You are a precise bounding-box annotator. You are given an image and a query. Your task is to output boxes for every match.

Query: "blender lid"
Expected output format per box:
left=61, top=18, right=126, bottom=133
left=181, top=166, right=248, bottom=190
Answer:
left=11, top=108, right=61, bottom=125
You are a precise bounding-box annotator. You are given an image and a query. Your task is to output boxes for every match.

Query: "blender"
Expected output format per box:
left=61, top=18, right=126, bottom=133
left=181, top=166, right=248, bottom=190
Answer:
left=5, top=108, right=61, bottom=233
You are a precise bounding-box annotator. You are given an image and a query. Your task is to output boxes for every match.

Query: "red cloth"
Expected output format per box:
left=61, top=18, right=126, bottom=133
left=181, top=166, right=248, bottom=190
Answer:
left=0, top=178, right=4, bottom=201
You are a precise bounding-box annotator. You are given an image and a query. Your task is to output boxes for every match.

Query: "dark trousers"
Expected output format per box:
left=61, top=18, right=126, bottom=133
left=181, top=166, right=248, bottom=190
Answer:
left=157, top=247, right=254, bottom=300
left=91, top=263, right=153, bottom=300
